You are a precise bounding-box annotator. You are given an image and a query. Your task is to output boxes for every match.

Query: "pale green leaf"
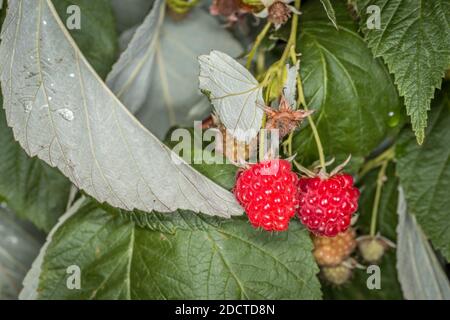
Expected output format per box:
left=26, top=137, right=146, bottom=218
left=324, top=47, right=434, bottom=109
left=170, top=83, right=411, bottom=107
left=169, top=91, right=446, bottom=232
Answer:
left=111, top=0, right=154, bottom=32
left=396, top=187, right=450, bottom=300
left=0, top=205, right=44, bottom=299
left=107, top=4, right=243, bottom=139
left=199, top=51, right=264, bottom=143
left=0, top=0, right=242, bottom=217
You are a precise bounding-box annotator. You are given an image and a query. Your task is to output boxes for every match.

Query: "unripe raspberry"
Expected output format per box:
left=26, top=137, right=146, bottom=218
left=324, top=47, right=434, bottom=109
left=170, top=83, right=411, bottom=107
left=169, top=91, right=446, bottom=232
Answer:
left=234, top=159, right=299, bottom=231
left=358, top=236, right=394, bottom=263
left=313, top=228, right=356, bottom=267
left=322, top=264, right=353, bottom=285
left=297, top=174, right=360, bottom=237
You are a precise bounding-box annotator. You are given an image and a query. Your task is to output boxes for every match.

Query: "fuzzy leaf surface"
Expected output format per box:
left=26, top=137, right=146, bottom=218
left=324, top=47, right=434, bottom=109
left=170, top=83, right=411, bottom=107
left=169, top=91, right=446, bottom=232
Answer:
left=396, top=88, right=450, bottom=260
left=27, top=199, right=321, bottom=299
left=357, top=0, right=450, bottom=143
left=0, top=0, right=242, bottom=217
left=293, top=1, right=401, bottom=164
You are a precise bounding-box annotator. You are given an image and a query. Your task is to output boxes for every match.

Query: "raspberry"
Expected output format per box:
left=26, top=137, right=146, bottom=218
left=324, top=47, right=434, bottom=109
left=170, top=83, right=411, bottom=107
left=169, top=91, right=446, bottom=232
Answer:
left=297, top=174, right=360, bottom=237
left=357, top=235, right=394, bottom=263
left=234, top=159, right=299, bottom=231
left=322, top=264, right=353, bottom=285
left=313, top=228, right=356, bottom=267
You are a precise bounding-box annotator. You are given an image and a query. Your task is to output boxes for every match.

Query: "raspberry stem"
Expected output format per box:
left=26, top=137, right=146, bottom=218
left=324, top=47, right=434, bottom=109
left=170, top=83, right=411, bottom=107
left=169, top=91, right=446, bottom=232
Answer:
left=288, top=1, right=326, bottom=169
left=359, top=146, right=395, bottom=178
left=255, top=0, right=327, bottom=167
left=246, top=22, right=272, bottom=69
left=370, top=160, right=389, bottom=237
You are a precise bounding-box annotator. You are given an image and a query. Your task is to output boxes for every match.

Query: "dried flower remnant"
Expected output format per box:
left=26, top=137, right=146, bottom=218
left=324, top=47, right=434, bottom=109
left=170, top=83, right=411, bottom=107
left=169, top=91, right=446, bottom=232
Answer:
left=263, top=94, right=313, bottom=139
left=210, top=0, right=254, bottom=24
left=256, top=0, right=300, bottom=29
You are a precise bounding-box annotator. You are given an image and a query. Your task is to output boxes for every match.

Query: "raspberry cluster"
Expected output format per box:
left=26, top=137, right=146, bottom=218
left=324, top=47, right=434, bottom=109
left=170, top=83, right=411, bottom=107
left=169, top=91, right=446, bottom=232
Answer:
left=234, top=159, right=299, bottom=231
left=313, top=228, right=356, bottom=266
left=233, top=159, right=360, bottom=237
left=298, top=174, right=360, bottom=237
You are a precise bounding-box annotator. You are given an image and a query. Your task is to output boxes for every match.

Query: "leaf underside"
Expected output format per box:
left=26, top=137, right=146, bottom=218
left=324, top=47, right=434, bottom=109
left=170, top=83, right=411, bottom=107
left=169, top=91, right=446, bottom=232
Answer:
left=108, top=2, right=243, bottom=139
left=396, top=188, right=450, bottom=300
left=199, top=50, right=264, bottom=143
left=0, top=0, right=242, bottom=218
left=0, top=206, right=44, bottom=299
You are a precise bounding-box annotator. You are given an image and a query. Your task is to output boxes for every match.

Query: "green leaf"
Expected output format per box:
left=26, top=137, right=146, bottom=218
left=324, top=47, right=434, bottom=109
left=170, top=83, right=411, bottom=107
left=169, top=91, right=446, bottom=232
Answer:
left=32, top=199, right=321, bottom=299
left=0, top=206, right=44, bottom=299
left=396, top=87, right=450, bottom=260
left=52, top=0, right=118, bottom=79
left=319, top=0, right=338, bottom=29
left=0, top=95, right=71, bottom=232
left=324, top=163, right=403, bottom=300
left=357, top=0, right=450, bottom=144
left=293, top=0, right=402, bottom=164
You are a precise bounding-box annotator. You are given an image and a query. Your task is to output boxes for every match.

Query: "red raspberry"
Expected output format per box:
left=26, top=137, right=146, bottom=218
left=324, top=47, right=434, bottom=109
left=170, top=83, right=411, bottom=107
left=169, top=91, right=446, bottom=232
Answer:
left=297, top=174, right=360, bottom=237
left=234, top=159, right=299, bottom=231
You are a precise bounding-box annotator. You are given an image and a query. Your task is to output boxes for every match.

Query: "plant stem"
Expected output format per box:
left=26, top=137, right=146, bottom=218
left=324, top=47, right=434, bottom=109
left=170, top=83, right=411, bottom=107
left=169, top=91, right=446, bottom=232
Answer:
left=246, top=22, right=272, bottom=69
left=359, top=146, right=395, bottom=178
left=288, top=1, right=326, bottom=169
left=286, top=131, right=294, bottom=156
left=370, top=160, right=388, bottom=237
left=279, top=0, right=301, bottom=66
left=259, top=114, right=267, bottom=161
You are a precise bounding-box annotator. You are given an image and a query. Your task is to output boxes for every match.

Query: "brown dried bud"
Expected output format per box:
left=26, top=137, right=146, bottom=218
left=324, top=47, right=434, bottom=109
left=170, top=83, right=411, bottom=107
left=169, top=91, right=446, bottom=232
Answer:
left=263, top=95, right=314, bottom=139
left=210, top=0, right=241, bottom=17
left=268, top=1, right=291, bottom=26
